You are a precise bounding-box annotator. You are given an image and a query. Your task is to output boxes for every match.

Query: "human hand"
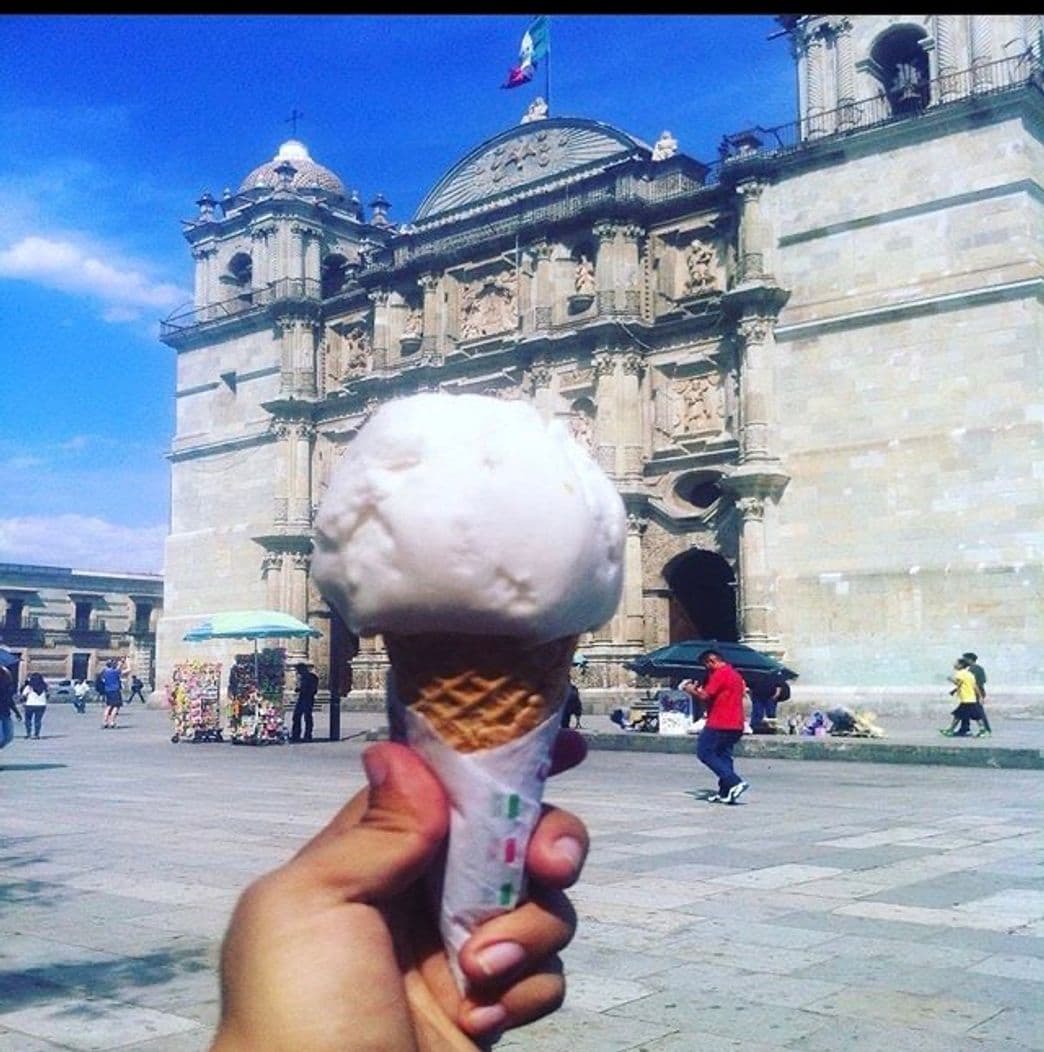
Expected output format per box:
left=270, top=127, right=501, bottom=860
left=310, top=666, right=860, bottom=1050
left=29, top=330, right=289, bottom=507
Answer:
left=211, top=732, right=589, bottom=1052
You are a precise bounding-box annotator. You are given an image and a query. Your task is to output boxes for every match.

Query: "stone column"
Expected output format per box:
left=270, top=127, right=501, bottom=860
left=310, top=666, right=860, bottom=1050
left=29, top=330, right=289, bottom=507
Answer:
left=528, top=240, right=554, bottom=330
left=733, top=495, right=773, bottom=645
left=935, top=14, right=958, bottom=102
left=618, top=224, right=644, bottom=317
left=286, top=550, right=311, bottom=665
left=261, top=551, right=284, bottom=610
left=720, top=283, right=791, bottom=652
left=737, top=316, right=775, bottom=463
left=250, top=224, right=275, bottom=289
left=736, top=180, right=767, bottom=284
left=834, top=18, right=857, bottom=125
left=420, top=272, right=441, bottom=358
left=369, top=290, right=391, bottom=370
left=277, top=317, right=318, bottom=398
left=192, top=246, right=216, bottom=308
left=971, top=15, right=994, bottom=91
left=620, top=351, right=644, bottom=481
left=622, top=513, right=647, bottom=646
left=528, top=356, right=554, bottom=416
left=292, top=223, right=322, bottom=287
left=592, top=350, right=618, bottom=478
left=288, top=420, right=314, bottom=528
left=805, top=28, right=827, bottom=138
left=592, top=222, right=618, bottom=316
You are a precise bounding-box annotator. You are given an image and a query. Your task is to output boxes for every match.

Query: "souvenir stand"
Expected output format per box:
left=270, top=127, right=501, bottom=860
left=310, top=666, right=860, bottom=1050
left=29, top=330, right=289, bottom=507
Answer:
left=168, top=660, right=224, bottom=743
left=227, top=647, right=288, bottom=745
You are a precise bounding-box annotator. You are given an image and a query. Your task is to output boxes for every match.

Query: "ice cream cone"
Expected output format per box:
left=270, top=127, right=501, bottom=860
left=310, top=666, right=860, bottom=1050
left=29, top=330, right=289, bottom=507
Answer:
left=383, top=632, right=579, bottom=752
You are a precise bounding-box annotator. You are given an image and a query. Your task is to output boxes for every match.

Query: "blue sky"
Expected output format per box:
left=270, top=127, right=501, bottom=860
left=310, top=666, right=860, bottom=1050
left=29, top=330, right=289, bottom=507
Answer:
left=0, top=14, right=796, bottom=575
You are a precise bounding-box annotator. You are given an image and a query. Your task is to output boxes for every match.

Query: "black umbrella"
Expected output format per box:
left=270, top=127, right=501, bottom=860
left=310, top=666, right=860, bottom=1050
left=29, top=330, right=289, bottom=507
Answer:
left=626, top=639, right=797, bottom=687
left=0, top=647, right=20, bottom=669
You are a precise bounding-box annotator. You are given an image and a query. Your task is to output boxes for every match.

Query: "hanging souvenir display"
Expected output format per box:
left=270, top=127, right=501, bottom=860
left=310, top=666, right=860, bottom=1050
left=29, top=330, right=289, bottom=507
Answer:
left=168, top=660, right=224, bottom=743
left=226, top=647, right=288, bottom=745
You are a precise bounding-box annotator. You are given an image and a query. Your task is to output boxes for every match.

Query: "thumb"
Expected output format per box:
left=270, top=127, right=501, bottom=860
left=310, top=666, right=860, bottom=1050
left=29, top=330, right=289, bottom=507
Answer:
left=287, top=741, right=450, bottom=904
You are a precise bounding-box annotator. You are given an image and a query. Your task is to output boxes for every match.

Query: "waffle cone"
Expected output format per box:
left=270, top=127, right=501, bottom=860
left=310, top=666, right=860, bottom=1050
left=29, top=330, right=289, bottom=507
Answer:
left=383, top=632, right=579, bottom=752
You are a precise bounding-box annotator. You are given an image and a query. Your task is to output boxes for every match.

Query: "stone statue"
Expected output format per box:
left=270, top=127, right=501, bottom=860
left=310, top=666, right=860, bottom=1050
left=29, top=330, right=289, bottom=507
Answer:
left=521, top=96, right=549, bottom=124
left=574, top=254, right=596, bottom=295
left=677, top=374, right=722, bottom=433
left=685, top=240, right=717, bottom=294
left=651, top=129, right=679, bottom=161
left=569, top=408, right=594, bottom=452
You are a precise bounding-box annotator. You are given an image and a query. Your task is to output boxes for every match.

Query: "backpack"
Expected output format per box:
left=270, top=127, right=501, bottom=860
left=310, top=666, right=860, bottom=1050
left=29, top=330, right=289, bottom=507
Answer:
left=776, top=679, right=791, bottom=702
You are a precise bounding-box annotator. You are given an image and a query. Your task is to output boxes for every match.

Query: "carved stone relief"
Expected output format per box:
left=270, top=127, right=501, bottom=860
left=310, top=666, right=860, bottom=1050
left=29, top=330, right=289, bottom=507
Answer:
left=341, top=326, right=372, bottom=379
left=684, top=239, right=718, bottom=295
left=674, top=373, right=724, bottom=435
left=459, top=270, right=517, bottom=340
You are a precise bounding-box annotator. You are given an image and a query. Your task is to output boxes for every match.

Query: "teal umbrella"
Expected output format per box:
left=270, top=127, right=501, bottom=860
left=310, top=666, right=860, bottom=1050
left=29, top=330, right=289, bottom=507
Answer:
left=184, top=609, right=321, bottom=681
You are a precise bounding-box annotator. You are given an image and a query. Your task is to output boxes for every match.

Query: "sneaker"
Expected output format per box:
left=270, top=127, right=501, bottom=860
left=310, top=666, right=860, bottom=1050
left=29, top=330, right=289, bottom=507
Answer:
left=725, top=782, right=749, bottom=804
left=939, top=729, right=954, bottom=737
left=707, top=793, right=727, bottom=803
left=976, top=729, right=991, bottom=738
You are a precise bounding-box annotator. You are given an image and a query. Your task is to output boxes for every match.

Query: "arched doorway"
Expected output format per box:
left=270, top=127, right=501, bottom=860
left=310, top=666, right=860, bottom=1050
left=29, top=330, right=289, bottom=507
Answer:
left=663, top=549, right=738, bottom=643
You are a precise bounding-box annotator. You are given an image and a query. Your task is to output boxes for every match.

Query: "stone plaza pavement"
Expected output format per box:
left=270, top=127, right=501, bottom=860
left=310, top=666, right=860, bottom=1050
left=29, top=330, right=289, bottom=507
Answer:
left=1, top=705, right=1042, bottom=1051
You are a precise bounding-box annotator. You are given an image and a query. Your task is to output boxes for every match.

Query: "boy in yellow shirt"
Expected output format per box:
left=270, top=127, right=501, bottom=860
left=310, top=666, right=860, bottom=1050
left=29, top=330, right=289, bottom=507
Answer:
left=941, top=657, right=986, bottom=737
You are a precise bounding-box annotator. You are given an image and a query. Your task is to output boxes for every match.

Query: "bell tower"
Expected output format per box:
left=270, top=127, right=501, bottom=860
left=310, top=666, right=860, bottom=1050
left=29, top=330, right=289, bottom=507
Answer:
left=157, top=139, right=388, bottom=685
left=784, top=15, right=1041, bottom=137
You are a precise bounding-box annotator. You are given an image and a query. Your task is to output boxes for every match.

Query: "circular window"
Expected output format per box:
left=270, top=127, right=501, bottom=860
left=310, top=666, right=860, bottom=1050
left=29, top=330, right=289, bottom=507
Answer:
left=675, top=473, right=722, bottom=510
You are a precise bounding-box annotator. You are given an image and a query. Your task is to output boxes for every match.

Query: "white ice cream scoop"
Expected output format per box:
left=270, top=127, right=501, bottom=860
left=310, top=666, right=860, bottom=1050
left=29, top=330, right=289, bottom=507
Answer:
left=313, top=391, right=625, bottom=643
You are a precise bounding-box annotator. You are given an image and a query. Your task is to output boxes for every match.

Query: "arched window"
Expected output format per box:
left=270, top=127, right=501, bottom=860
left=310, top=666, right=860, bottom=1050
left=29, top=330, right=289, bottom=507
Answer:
left=225, top=252, right=252, bottom=292
left=871, top=25, right=930, bottom=115
left=322, top=254, right=349, bottom=299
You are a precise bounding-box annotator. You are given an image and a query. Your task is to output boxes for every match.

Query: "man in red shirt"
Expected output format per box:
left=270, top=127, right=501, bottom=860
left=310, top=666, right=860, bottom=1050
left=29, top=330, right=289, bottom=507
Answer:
left=681, top=649, right=749, bottom=804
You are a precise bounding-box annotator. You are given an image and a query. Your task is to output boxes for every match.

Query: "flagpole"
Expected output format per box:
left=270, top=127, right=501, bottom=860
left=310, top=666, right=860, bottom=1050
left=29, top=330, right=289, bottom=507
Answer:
left=545, top=16, right=551, bottom=113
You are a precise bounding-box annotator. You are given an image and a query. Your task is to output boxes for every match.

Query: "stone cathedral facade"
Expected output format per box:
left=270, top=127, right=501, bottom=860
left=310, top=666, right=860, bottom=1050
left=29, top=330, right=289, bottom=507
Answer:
left=158, top=14, right=1043, bottom=708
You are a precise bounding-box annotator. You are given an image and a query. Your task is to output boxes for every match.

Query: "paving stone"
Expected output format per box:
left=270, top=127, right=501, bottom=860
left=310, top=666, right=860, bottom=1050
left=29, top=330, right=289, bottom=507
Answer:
left=709, top=864, right=846, bottom=890
left=801, top=987, right=999, bottom=1033
left=967, top=1007, right=1044, bottom=1050
left=608, top=992, right=833, bottom=1045
left=4, top=707, right=1044, bottom=1052
left=494, top=1006, right=676, bottom=1051
left=0, top=997, right=200, bottom=1051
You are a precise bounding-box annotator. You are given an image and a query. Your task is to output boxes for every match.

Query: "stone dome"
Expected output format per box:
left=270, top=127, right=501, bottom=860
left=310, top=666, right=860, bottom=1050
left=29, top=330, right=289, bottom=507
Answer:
left=239, top=139, right=345, bottom=196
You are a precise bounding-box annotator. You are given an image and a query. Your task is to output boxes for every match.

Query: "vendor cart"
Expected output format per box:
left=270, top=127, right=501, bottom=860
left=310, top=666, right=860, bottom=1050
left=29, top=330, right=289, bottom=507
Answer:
left=169, top=660, right=224, bottom=743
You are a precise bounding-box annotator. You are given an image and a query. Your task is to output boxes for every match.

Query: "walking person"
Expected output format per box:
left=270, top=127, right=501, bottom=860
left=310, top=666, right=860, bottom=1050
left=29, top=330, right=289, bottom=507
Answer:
left=963, top=651, right=992, bottom=737
left=290, top=662, right=319, bottom=742
left=100, top=660, right=124, bottom=729
left=560, top=679, right=583, bottom=729
left=681, top=649, right=749, bottom=804
left=128, top=674, right=148, bottom=704
left=21, top=672, right=48, bottom=740
left=941, top=656, right=984, bottom=737
left=72, top=678, right=89, bottom=713
left=0, top=665, right=22, bottom=749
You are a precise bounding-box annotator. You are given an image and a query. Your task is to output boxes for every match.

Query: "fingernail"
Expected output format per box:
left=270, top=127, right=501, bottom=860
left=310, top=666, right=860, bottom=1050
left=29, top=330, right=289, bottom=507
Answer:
left=362, top=749, right=388, bottom=788
left=467, top=1003, right=507, bottom=1034
left=553, top=835, right=584, bottom=871
left=475, top=940, right=525, bottom=977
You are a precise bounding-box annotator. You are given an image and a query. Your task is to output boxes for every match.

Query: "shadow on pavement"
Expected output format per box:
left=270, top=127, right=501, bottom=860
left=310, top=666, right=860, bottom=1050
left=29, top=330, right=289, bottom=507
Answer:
left=0, top=763, right=68, bottom=772
left=0, top=945, right=213, bottom=1013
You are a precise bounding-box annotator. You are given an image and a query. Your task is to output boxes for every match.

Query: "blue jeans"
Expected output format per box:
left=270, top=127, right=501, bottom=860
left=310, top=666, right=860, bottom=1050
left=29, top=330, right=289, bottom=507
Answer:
left=0, top=714, right=13, bottom=749
left=696, top=727, right=744, bottom=795
left=750, top=697, right=777, bottom=725
left=24, top=707, right=44, bottom=737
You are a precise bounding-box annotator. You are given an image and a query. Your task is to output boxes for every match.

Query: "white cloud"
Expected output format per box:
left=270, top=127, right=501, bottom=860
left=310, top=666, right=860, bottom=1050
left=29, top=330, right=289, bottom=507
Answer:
left=0, top=515, right=165, bottom=575
left=0, top=234, right=186, bottom=319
